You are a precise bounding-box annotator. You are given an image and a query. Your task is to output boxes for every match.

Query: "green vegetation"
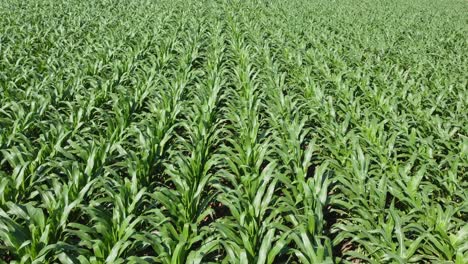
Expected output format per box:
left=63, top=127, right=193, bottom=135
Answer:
left=1, top=0, right=467, bottom=263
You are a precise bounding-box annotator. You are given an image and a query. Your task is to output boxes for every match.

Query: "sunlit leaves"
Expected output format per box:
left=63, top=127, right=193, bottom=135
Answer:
left=0, top=0, right=466, bottom=262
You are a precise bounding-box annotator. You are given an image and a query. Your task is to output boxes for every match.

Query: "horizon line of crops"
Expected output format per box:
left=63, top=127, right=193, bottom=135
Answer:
left=1, top=0, right=467, bottom=263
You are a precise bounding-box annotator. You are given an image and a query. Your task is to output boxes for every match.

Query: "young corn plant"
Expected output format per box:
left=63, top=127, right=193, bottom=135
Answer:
left=66, top=178, right=147, bottom=263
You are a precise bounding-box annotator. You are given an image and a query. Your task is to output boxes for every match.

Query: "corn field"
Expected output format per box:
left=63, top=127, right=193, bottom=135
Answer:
left=0, top=0, right=467, bottom=263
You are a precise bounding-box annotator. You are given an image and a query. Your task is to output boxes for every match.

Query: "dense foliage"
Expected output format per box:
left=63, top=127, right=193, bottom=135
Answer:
left=1, top=0, right=467, bottom=263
